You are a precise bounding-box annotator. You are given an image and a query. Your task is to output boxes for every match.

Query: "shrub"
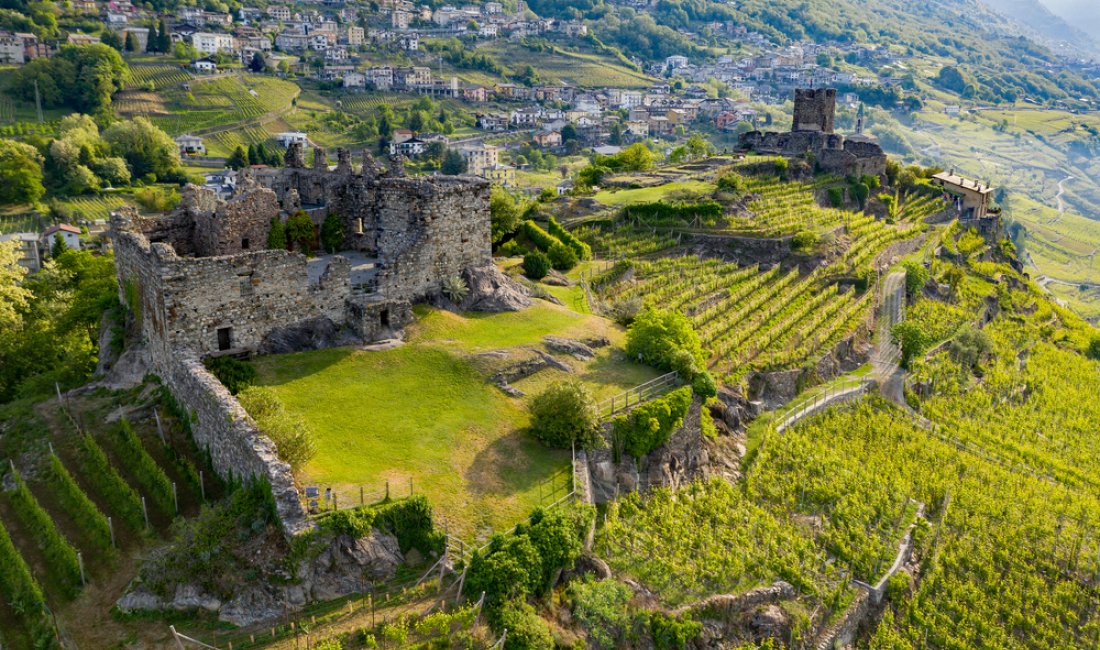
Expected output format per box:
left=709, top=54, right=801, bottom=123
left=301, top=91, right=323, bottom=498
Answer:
left=568, top=579, right=632, bottom=649
left=529, top=381, right=600, bottom=449
left=649, top=612, right=702, bottom=650
left=862, top=174, right=881, bottom=190
left=316, top=495, right=445, bottom=555
left=285, top=210, right=315, bottom=254
left=267, top=216, right=286, bottom=250
left=827, top=186, right=844, bottom=208
left=948, top=326, right=992, bottom=371
left=320, top=212, right=344, bottom=254
left=523, top=251, right=551, bottom=280
left=497, top=599, right=553, bottom=650
left=790, top=230, right=819, bottom=253
left=204, top=356, right=257, bottom=395
left=892, top=321, right=931, bottom=368
left=442, top=275, right=469, bottom=303
left=625, top=309, right=706, bottom=371
left=607, top=296, right=642, bottom=326
left=237, top=386, right=317, bottom=470
left=497, top=239, right=526, bottom=257
left=774, top=157, right=789, bottom=178
left=716, top=172, right=746, bottom=194
left=692, top=371, right=717, bottom=398
left=612, top=386, right=693, bottom=459
left=1086, top=334, right=1100, bottom=361
left=547, top=241, right=578, bottom=271
left=851, top=181, right=870, bottom=208
left=902, top=261, right=930, bottom=297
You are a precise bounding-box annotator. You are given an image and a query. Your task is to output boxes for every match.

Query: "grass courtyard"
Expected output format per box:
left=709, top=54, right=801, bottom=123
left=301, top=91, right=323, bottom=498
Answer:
left=250, top=301, right=659, bottom=541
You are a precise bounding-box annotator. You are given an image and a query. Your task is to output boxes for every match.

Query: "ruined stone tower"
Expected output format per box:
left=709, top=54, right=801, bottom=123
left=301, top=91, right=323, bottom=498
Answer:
left=792, top=88, right=836, bottom=134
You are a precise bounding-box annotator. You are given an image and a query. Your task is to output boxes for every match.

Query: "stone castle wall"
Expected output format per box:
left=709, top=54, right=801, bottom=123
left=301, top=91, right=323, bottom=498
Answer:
left=793, top=88, right=836, bottom=133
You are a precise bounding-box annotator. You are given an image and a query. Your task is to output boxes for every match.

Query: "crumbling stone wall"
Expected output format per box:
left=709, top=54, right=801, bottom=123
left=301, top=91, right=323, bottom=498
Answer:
left=194, top=187, right=279, bottom=257
left=793, top=88, right=836, bottom=133
left=167, top=356, right=310, bottom=534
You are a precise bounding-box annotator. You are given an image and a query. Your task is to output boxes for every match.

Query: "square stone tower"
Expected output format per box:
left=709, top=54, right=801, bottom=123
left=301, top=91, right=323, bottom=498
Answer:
left=792, top=88, right=836, bottom=134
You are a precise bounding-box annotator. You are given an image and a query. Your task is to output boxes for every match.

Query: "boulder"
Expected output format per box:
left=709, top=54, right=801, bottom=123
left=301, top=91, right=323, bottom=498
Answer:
left=261, top=317, right=361, bottom=354
left=218, top=586, right=285, bottom=627
left=298, top=531, right=403, bottom=601
left=116, top=587, right=165, bottom=614
left=171, top=583, right=222, bottom=613
left=542, top=270, right=569, bottom=286
left=459, top=265, right=532, bottom=312
left=750, top=604, right=789, bottom=641
left=543, top=336, right=596, bottom=359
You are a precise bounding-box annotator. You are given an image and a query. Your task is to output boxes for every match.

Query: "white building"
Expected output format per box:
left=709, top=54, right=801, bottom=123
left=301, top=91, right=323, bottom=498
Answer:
left=191, top=57, right=218, bottom=73
left=275, top=131, right=308, bottom=147
left=459, top=143, right=499, bottom=176
left=192, top=32, right=235, bottom=54
left=175, top=133, right=206, bottom=155
left=41, top=224, right=82, bottom=252
left=0, top=31, right=24, bottom=64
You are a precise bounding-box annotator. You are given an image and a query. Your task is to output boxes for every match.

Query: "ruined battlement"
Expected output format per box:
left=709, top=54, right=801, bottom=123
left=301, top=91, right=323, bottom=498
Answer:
left=793, top=88, right=836, bottom=134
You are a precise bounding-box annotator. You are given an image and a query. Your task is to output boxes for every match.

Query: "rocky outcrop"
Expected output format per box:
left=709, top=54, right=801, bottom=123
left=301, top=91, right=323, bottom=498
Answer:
left=298, top=531, right=404, bottom=601
left=459, top=264, right=531, bottom=312
left=543, top=336, right=596, bottom=359
left=260, top=316, right=362, bottom=354
left=747, top=326, right=872, bottom=409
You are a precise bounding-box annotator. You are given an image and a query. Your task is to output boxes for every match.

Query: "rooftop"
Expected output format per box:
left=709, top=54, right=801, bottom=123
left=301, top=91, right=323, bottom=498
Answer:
left=932, top=171, right=994, bottom=195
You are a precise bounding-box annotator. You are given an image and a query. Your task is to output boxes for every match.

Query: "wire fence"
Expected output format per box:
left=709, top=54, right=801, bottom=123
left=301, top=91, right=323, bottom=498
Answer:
left=303, top=477, right=416, bottom=516
left=773, top=377, right=873, bottom=433
left=596, top=371, right=681, bottom=420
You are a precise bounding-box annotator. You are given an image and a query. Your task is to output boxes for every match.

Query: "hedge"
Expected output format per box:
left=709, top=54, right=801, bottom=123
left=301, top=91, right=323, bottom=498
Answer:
left=316, top=495, right=445, bottom=556
left=7, top=469, right=82, bottom=593
left=523, top=220, right=564, bottom=253
left=46, top=454, right=113, bottom=554
left=113, top=418, right=176, bottom=516
left=79, top=434, right=145, bottom=530
left=547, top=217, right=591, bottom=260
left=612, top=386, right=693, bottom=459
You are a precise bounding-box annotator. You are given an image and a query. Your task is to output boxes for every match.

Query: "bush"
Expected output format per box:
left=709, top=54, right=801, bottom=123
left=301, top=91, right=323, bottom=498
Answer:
left=716, top=172, right=746, bottom=194
left=902, top=261, right=930, bottom=297
left=285, top=210, right=315, bottom=254
left=267, top=216, right=286, bottom=250
left=612, top=386, right=692, bottom=459
left=649, top=612, right=702, bottom=650
left=607, top=296, right=642, bottom=326
left=523, top=220, right=563, bottom=252
left=827, top=186, right=844, bottom=208
left=774, top=157, right=789, bottom=178
left=948, top=326, right=992, bottom=371
left=316, top=495, right=445, bottom=556
left=497, top=599, right=553, bottom=650
left=321, top=212, right=344, bottom=254
left=1087, top=334, right=1100, bottom=361
left=625, top=309, right=706, bottom=371
left=547, top=241, right=578, bottom=271
left=568, top=579, right=632, bottom=649
left=851, top=181, right=870, bottom=208
left=204, top=356, right=257, bottom=395
left=790, top=230, right=819, bottom=253
left=498, top=239, right=526, bottom=257
left=529, top=381, right=600, bottom=449
left=237, top=386, right=317, bottom=470
left=523, top=251, right=551, bottom=280
left=692, top=371, right=717, bottom=398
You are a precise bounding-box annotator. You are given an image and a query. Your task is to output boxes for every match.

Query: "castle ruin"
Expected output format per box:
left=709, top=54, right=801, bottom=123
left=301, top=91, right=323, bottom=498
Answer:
left=738, top=88, right=887, bottom=178
left=111, top=146, right=517, bottom=533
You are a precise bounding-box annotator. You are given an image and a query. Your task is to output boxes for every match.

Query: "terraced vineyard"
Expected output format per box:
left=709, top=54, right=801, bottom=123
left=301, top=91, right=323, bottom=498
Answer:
left=595, top=255, right=874, bottom=382
left=147, top=75, right=299, bottom=136
left=0, top=385, right=221, bottom=646
left=725, top=175, right=850, bottom=236
left=125, top=64, right=193, bottom=90
left=54, top=195, right=134, bottom=222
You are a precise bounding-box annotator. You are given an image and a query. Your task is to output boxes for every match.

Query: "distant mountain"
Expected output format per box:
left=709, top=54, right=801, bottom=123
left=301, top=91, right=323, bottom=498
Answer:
left=981, top=0, right=1100, bottom=56
left=1040, top=0, right=1100, bottom=45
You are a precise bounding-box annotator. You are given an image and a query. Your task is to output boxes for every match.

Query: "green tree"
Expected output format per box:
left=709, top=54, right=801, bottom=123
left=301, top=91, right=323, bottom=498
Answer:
left=440, top=148, right=467, bottom=175
left=101, top=30, right=122, bottom=51
left=50, top=233, right=69, bottom=259
left=496, top=599, right=553, bottom=650
left=103, top=116, right=181, bottom=179
left=528, top=380, right=600, bottom=449
left=249, top=51, right=266, bottom=73
left=892, top=321, right=930, bottom=368
left=851, top=181, right=870, bottom=209
left=267, top=216, right=286, bottom=250
left=547, top=241, right=578, bottom=271
left=320, top=212, right=344, bottom=254
left=227, top=145, right=249, bottom=170
left=489, top=186, right=521, bottom=244
left=625, top=308, right=706, bottom=370
left=285, top=210, right=315, bottom=254
left=0, top=139, right=45, bottom=205
left=124, top=30, right=139, bottom=52
left=157, top=18, right=171, bottom=53
left=0, top=240, right=30, bottom=331
left=902, top=261, right=930, bottom=297
left=613, top=143, right=655, bottom=171
left=522, top=250, right=550, bottom=279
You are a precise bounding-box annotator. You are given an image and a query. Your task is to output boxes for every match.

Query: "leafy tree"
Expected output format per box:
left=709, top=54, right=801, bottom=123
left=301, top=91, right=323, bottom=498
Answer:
left=466, top=535, right=542, bottom=608
left=320, top=212, right=344, bottom=254
left=522, top=250, right=550, bottom=279
left=495, top=599, right=553, bottom=650
left=156, top=18, right=171, bottom=53
left=561, top=123, right=578, bottom=142
left=147, top=21, right=160, bottom=53
left=104, top=117, right=181, bottom=179
left=948, top=326, right=992, bottom=371
left=568, top=579, right=632, bottom=649
left=0, top=240, right=31, bottom=331
left=892, top=321, right=930, bottom=368
left=227, top=145, right=249, bottom=170
left=285, top=211, right=315, bottom=254
left=440, top=148, right=467, bottom=175
left=609, top=143, right=655, bottom=172
left=0, top=139, right=45, bottom=205
left=626, top=308, right=706, bottom=370
left=124, top=30, right=139, bottom=52
left=267, top=216, right=286, bottom=250
left=249, top=51, right=266, bottom=73
left=490, top=186, right=521, bottom=244
left=790, top=230, right=818, bottom=253
left=528, top=380, right=600, bottom=449
left=902, top=261, right=930, bottom=297
left=547, top=241, right=578, bottom=271
left=851, top=181, right=870, bottom=209
left=101, top=29, right=122, bottom=51
left=11, top=44, right=128, bottom=116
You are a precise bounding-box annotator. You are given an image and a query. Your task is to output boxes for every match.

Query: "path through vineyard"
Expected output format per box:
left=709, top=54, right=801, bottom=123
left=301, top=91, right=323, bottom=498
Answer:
left=874, top=271, right=906, bottom=404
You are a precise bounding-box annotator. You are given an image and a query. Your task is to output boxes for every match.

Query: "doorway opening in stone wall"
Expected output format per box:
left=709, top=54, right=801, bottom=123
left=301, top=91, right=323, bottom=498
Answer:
left=217, top=327, right=232, bottom=351
left=242, top=238, right=250, bottom=249
left=380, top=309, right=390, bottom=328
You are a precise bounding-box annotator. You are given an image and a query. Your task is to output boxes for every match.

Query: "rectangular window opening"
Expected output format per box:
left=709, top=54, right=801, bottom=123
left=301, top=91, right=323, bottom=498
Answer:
left=217, top=327, right=232, bottom=351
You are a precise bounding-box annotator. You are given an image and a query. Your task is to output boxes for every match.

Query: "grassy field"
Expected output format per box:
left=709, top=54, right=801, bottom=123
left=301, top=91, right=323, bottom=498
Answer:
left=250, top=300, right=658, bottom=540
left=477, top=41, right=654, bottom=89
left=594, top=181, right=717, bottom=207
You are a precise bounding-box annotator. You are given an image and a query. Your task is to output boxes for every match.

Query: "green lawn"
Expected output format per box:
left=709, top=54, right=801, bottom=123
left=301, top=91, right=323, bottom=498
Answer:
left=594, top=181, right=717, bottom=207
left=250, top=301, right=657, bottom=540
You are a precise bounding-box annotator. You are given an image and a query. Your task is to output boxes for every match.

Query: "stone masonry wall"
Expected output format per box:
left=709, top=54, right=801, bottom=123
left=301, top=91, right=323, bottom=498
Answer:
left=194, top=187, right=280, bottom=257
left=374, top=176, right=491, bottom=300
left=166, top=356, right=310, bottom=535
left=793, top=88, right=836, bottom=133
